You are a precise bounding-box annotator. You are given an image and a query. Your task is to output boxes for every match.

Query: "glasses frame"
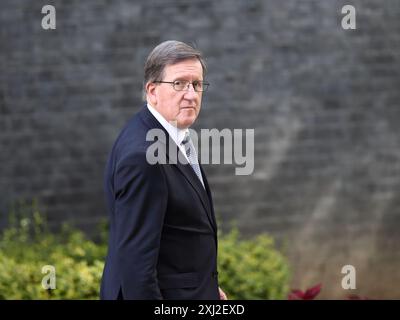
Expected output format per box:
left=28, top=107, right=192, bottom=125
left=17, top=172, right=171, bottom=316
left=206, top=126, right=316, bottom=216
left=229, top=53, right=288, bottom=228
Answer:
left=153, top=80, right=210, bottom=92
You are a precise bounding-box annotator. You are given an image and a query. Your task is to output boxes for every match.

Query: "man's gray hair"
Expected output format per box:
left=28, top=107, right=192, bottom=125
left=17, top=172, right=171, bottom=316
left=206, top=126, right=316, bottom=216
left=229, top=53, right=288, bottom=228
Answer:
left=143, top=40, right=207, bottom=100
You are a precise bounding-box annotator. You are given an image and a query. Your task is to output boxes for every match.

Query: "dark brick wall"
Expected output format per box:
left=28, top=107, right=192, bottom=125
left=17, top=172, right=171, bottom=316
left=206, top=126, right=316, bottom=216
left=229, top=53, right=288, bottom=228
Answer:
left=1, top=0, right=399, bottom=298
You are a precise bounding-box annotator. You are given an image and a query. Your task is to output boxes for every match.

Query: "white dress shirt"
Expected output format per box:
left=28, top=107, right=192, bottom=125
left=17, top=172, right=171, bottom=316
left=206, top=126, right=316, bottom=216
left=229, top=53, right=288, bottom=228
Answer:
left=147, top=103, right=190, bottom=162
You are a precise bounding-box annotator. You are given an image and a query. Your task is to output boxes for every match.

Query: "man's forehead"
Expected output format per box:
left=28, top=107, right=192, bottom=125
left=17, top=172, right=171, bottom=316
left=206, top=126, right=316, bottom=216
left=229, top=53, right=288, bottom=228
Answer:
left=164, top=59, right=203, bottom=75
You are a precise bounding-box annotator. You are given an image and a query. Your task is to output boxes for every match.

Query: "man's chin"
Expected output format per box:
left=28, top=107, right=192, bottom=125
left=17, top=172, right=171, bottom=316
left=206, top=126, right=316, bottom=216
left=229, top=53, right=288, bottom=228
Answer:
left=177, top=117, right=196, bottom=129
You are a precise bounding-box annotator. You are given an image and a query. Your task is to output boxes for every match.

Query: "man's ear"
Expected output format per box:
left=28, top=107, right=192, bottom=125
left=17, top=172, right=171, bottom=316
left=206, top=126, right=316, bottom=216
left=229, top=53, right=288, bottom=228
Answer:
left=146, top=82, right=157, bottom=106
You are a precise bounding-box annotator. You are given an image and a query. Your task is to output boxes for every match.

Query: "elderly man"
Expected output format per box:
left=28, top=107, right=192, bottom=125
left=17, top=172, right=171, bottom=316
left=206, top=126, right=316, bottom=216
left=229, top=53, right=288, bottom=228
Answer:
left=100, top=40, right=227, bottom=300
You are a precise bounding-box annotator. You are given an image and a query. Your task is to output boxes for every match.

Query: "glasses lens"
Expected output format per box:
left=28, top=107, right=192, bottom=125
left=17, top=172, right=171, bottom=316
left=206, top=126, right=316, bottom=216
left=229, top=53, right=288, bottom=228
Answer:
left=193, top=81, right=203, bottom=91
left=173, top=80, right=187, bottom=91
left=172, top=81, right=208, bottom=92
left=200, top=82, right=209, bottom=92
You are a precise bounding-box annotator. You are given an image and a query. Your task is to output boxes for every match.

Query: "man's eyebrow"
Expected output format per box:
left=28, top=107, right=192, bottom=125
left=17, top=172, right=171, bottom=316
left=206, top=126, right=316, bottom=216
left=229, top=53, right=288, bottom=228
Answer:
left=173, top=77, right=203, bottom=81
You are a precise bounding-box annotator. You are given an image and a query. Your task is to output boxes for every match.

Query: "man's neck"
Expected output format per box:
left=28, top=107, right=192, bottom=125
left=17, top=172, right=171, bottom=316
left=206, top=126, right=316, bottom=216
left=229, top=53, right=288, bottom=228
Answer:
left=146, top=103, right=188, bottom=145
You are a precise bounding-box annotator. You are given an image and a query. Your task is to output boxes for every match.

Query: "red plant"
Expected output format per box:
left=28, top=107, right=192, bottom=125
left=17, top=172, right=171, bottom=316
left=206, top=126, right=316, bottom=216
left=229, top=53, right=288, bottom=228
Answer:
left=288, top=283, right=322, bottom=300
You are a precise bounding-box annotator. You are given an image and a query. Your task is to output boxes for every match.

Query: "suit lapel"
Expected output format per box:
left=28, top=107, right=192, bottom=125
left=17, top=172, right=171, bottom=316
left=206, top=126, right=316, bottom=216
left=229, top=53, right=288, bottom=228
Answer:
left=139, top=106, right=217, bottom=234
left=165, top=138, right=217, bottom=234
left=200, top=165, right=217, bottom=232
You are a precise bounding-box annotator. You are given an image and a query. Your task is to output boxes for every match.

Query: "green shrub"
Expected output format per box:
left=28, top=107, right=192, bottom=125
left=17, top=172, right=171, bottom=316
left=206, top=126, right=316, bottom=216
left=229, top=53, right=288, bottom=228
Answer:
left=0, top=202, right=106, bottom=299
left=218, top=228, right=290, bottom=299
left=0, top=202, right=290, bottom=299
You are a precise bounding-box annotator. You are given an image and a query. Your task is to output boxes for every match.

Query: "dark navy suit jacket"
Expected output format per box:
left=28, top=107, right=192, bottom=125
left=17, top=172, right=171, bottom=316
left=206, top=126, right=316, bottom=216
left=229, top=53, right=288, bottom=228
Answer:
left=100, top=106, right=219, bottom=300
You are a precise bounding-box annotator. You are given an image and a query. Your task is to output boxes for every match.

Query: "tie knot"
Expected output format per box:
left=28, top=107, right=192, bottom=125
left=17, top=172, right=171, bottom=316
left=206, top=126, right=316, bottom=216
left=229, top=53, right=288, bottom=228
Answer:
left=181, top=132, right=192, bottom=158
left=181, top=132, right=191, bottom=145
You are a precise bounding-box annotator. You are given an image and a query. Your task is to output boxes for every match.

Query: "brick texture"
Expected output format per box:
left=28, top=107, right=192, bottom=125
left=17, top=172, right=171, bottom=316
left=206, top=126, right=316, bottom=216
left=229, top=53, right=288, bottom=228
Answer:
left=1, top=0, right=400, bottom=298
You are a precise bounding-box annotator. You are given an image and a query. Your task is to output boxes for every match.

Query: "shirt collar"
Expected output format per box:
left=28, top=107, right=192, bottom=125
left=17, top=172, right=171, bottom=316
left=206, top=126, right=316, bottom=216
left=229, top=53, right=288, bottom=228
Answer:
left=147, top=103, right=188, bottom=146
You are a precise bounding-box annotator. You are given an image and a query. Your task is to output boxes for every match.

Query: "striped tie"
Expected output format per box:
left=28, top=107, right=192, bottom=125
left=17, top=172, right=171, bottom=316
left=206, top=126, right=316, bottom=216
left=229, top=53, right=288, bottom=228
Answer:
left=181, top=132, right=205, bottom=188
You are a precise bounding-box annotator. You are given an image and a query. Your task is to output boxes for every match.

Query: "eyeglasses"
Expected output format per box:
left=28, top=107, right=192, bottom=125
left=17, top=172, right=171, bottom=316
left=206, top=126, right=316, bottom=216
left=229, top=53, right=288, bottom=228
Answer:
left=153, top=80, right=209, bottom=92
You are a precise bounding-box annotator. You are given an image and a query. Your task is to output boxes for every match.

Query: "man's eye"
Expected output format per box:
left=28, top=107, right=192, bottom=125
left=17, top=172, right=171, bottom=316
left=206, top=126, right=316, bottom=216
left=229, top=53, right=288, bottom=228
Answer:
left=174, top=81, right=183, bottom=86
left=193, top=82, right=202, bottom=88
